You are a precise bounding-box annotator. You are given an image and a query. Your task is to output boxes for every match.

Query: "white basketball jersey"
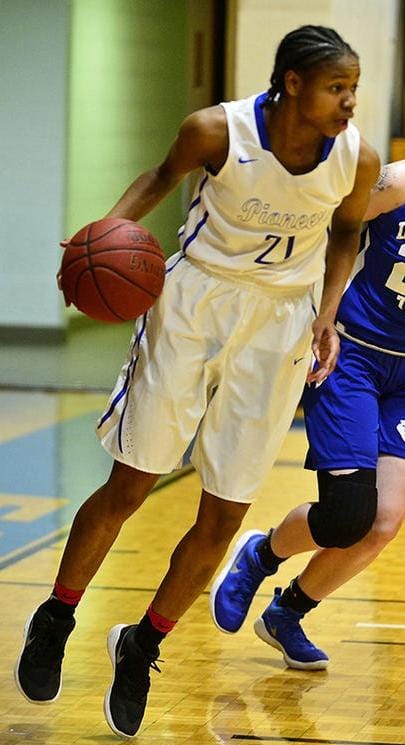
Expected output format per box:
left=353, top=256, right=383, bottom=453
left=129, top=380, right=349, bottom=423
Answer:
left=178, top=92, right=360, bottom=289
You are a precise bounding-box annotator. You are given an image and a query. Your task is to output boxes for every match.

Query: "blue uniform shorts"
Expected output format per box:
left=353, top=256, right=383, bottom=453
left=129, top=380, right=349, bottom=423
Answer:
left=304, top=336, right=405, bottom=470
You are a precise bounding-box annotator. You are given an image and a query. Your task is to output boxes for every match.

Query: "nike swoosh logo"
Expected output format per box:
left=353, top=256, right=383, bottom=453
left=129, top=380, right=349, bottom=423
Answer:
left=26, top=634, right=36, bottom=647
left=294, top=357, right=304, bottom=365
left=116, top=635, right=126, bottom=665
left=238, top=157, right=259, bottom=164
left=229, top=559, right=241, bottom=574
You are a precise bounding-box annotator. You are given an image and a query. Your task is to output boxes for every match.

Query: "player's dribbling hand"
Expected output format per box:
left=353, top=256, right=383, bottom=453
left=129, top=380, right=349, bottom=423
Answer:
left=307, top=316, right=340, bottom=384
left=57, top=238, right=71, bottom=307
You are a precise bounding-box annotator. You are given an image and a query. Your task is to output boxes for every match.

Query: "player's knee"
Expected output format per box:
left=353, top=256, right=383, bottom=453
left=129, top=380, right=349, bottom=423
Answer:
left=308, top=469, right=378, bottom=548
left=198, top=492, right=249, bottom=547
left=105, top=461, right=158, bottom=516
left=205, top=513, right=244, bottom=548
left=365, top=509, right=403, bottom=552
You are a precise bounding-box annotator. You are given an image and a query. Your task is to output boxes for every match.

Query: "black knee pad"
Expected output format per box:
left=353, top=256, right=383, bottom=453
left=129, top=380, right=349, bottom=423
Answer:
left=308, top=469, right=378, bottom=548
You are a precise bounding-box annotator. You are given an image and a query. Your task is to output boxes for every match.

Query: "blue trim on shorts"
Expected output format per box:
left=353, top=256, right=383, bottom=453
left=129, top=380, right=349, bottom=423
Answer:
left=117, top=314, right=148, bottom=453
left=97, top=314, right=148, bottom=432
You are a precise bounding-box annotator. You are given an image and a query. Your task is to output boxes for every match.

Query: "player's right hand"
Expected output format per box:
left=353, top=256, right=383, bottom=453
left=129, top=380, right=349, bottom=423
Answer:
left=307, top=315, right=340, bottom=384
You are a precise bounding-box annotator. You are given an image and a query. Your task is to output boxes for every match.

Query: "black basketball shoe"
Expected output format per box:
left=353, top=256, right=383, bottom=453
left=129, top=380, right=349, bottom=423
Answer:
left=15, top=603, right=76, bottom=703
left=104, top=624, right=161, bottom=738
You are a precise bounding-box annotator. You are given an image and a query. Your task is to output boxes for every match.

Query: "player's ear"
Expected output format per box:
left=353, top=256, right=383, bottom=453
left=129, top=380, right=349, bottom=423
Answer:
left=284, top=70, right=303, bottom=97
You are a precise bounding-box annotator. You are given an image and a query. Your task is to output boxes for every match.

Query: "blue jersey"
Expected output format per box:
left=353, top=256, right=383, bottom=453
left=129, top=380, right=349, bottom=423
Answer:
left=305, top=205, right=405, bottom=471
left=336, top=206, right=405, bottom=355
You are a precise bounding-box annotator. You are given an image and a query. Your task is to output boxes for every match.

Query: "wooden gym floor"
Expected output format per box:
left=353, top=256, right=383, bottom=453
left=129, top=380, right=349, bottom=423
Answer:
left=0, top=389, right=404, bottom=744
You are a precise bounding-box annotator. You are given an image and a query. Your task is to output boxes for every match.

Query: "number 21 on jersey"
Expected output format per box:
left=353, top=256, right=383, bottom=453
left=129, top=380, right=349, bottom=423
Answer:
left=255, top=233, right=295, bottom=264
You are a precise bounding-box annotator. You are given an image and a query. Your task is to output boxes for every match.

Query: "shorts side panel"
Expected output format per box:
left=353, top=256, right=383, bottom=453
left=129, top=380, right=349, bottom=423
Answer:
left=379, top=356, right=405, bottom=458
left=192, top=289, right=314, bottom=502
left=97, top=260, right=215, bottom=472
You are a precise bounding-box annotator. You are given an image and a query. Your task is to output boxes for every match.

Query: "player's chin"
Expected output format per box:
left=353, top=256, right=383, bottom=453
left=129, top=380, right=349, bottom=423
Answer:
left=330, top=119, right=349, bottom=135
left=318, top=119, right=349, bottom=137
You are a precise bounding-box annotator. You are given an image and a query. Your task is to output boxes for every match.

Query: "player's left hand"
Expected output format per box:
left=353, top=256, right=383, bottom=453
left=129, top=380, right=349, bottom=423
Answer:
left=307, top=316, right=340, bottom=384
left=57, top=238, right=71, bottom=306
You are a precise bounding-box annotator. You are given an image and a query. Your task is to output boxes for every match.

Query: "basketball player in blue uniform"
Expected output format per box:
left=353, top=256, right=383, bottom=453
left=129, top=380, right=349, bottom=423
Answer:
left=211, top=159, right=405, bottom=670
left=15, top=26, right=379, bottom=738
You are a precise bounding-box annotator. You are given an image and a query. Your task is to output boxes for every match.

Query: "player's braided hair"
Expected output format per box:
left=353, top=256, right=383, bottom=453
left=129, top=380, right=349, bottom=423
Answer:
left=265, top=25, right=358, bottom=104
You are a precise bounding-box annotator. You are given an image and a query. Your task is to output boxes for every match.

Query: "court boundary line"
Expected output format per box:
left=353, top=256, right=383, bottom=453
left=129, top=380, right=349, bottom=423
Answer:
left=0, top=527, right=70, bottom=571
left=1, top=578, right=405, bottom=609
left=0, top=466, right=194, bottom=571
left=341, top=639, right=405, bottom=646
left=231, top=735, right=404, bottom=744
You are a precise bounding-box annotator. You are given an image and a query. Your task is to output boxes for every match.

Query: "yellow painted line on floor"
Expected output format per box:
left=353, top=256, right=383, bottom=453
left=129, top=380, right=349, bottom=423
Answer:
left=357, top=622, right=405, bottom=629
left=0, top=523, right=70, bottom=567
left=0, top=391, right=108, bottom=443
left=0, top=493, right=69, bottom=521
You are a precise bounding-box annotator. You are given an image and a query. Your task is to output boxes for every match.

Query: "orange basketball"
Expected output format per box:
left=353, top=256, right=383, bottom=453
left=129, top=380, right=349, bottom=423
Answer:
left=60, top=218, right=166, bottom=323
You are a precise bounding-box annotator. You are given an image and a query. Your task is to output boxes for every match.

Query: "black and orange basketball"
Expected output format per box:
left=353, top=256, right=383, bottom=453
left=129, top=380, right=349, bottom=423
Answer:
left=60, top=218, right=166, bottom=323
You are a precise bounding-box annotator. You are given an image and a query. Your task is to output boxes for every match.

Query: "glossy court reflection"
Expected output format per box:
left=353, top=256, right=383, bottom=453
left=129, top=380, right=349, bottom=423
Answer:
left=0, top=390, right=404, bottom=744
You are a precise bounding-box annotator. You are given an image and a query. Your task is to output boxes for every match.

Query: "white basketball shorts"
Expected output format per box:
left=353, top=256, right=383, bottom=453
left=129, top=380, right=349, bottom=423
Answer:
left=97, top=255, right=315, bottom=503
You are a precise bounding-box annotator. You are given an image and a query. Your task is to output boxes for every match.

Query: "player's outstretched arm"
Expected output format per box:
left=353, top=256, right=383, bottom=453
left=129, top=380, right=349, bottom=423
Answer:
left=105, top=106, right=229, bottom=223
left=363, top=159, right=405, bottom=221
left=308, top=138, right=380, bottom=384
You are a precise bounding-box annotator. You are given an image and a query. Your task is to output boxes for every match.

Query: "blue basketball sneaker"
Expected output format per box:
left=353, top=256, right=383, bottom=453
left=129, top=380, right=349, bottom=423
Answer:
left=210, top=530, right=278, bottom=633
left=254, top=587, right=329, bottom=670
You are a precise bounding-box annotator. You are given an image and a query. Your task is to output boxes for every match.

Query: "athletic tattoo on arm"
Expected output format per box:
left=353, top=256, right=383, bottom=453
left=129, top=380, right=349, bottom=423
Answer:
left=373, top=165, right=391, bottom=192
left=364, top=162, right=405, bottom=220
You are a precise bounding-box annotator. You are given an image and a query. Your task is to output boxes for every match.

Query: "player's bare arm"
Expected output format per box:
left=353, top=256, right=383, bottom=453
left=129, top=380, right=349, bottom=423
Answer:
left=106, top=106, right=229, bottom=223
left=308, top=138, right=380, bottom=383
left=363, top=160, right=405, bottom=221
left=57, top=108, right=229, bottom=301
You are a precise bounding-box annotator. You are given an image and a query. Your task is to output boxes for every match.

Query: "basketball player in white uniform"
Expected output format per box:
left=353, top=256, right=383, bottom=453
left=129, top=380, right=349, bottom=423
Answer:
left=97, top=88, right=363, bottom=502
left=16, top=25, right=379, bottom=739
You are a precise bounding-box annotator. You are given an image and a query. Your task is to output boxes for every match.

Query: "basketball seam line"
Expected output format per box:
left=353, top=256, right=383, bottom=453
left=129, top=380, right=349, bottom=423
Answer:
left=85, top=222, right=125, bottom=321
left=61, top=246, right=163, bottom=271
left=70, top=221, right=160, bottom=248
left=68, top=243, right=162, bottom=255
left=64, top=263, right=161, bottom=298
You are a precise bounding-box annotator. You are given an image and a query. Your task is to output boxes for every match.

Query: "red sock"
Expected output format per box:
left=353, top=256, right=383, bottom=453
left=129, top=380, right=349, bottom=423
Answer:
left=52, top=579, right=85, bottom=606
left=147, top=603, right=177, bottom=634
